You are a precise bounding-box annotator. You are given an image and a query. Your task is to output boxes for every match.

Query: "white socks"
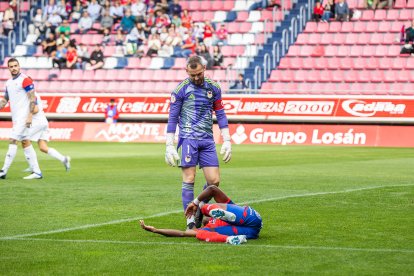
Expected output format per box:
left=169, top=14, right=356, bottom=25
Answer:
left=24, top=145, right=41, bottom=175
left=47, top=148, right=66, bottom=163
left=1, top=144, right=17, bottom=173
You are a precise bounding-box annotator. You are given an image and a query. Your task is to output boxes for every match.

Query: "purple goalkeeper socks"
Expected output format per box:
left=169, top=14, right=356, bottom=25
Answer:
left=182, top=182, right=194, bottom=210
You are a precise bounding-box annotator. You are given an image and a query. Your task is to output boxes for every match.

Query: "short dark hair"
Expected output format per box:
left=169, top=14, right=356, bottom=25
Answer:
left=187, top=56, right=205, bottom=69
left=7, top=58, right=19, bottom=66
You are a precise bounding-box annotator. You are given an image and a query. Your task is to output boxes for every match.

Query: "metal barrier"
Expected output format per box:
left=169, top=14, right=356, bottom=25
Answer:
left=281, top=29, right=288, bottom=56
left=19, top=20, right=28, bottom=44
left=263, top=53, right=271, bottom=81
left=7, top=31, right=16, bottom=56
left=299, top=5, right=307, bottom=33
left=290, top=17, right=298, bottom=44
left=254, top=65, right=261, bottom=91
left=272, top=41, right=280, bottom=68
left=0, top=42, right=4, bottom=63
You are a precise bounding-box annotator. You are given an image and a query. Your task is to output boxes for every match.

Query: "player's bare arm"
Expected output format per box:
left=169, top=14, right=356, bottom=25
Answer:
left=185, top=186, right=229, bottom=218
left=26, top=90, right=36, bottom=127
left=139, top=220, right=197, bottom=237
left=0, top=97, right=8, bottom=110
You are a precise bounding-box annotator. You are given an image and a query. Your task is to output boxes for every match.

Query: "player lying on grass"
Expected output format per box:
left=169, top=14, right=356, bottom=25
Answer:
left=139, top=186, right=263, bottom=245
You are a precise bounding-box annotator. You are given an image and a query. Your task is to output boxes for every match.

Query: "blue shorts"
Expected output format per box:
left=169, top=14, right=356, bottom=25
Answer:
left=202, top=225, right=261, bottom=239
left=178, top=138, right=219, bottom=168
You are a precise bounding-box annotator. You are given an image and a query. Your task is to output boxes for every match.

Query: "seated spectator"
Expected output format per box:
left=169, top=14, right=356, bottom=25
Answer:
left=45, top=10, right=62, bottom=34
left=178, top=30, right=196, bottom=58
left=400, top=43, right=414, bottom=55
left=115, top=29, right=125, bottom=45
left=86, top=44, right=104, bottom=70
left=214, top=23, right=228, bottom=46
left=127, top=22, right=146, bottom=48
left=203, top=21, right=215, bottom=47
left=169, top=0, right=182, bottom=16
left=56, top=0, right=69, bottom=19
left=52, top=44, right=67, bottom=69
left=158, top=40, right=174, bottom=57
left=102, top=28, right=112, bottom=45
left=165, top=26, right=182, bottom=46
left=43, top=0, right=58, bottom=20
left=196, top=44, right=214, bottom=69
left=146, top=33, right=162, bottom=56
left=120, top=9, right=136, bottom=33
left=76, top=11, right=93, bottom=34
left=131, top=0, right=146, bottom=22
left=335, top=0, right=349, bottom=22
left=155, top=0, right=169, bottom=14
left=56, top=32, right=69, bottom=46
left=212, top=45, right=223, bottom=67
left=110, top=0, right=124, bottom=23
left=181, top=9, right=192, bottom=29
left=87, top=0, right=102, bottom=22
left=56, top=19, right=70, bottom=37
left=171, top=14, right=182, bottom=28
left=192, top=24, right=204, bottom=44
left=29, top=8, right=46, bottom=36
left=42, top=32, right=57, bottom=56
left=405, top=19, right=414, bottom=43
left=313, top=1, right=324, bottom=22
left=230, top=74, right=248, bottom=91
left=249, top=0, right=280, bottom=10
left=71, top=0, right=83, bottom=22
left=365, top=0, right=392, bottom=9
left=100, top=9, right=114, bottom=33
left=2, top=6, right=15, bottom=36
left=155, top=10, right=171, bottom=31
left=322, top=0, right=335, bottom=22
left=66, top=44, right=78, bottom=69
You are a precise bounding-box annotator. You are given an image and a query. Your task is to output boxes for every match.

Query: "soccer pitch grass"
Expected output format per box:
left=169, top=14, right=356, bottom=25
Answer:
left=0, top=141, right=413, bottom=275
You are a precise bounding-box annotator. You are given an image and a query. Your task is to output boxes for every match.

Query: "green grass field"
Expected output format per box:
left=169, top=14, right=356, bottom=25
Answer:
left=0, top=141, right=413, bottom=275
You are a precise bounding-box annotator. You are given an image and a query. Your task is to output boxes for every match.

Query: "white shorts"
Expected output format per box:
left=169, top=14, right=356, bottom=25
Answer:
left=10, top=121, right=50, bottom=142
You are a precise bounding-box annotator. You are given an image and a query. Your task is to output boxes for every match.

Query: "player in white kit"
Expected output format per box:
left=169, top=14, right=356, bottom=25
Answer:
left=0, top=58, right=70, bottom=179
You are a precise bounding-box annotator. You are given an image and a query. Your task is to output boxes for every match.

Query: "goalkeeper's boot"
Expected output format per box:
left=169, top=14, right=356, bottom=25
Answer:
left=186, top=222, right=196, bottom=230
left=226, top=235, right=247, bottom=245
left=209, top=208, right=236, bottom=222
left=63, top=156, right=71, bottom=172
left=23, top=172, right=43, bottom=180
left=0, top=170, right=6, bottom=179
left=194, top=207, right=204, bottom=228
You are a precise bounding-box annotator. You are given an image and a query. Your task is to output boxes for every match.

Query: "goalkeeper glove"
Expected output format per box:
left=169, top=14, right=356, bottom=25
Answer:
left=220, top=128, right=232, bottom=163
left=165, top=133, right=180, bottom=167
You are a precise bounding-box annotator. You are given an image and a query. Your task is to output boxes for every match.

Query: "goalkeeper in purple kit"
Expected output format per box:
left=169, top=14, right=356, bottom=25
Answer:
left=165, top=56, right=232, bottom=229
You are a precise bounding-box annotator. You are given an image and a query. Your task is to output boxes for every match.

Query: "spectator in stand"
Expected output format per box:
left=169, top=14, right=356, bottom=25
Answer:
left=181, top=9, right=192, bottom=29
left=179, top=30, right=196, bottom=58
left=146, top=33, right=162, bottom=56
left=43, top=0, right=59, bottom=20
left=159, top=40, right=174, bottom=57
left=56, top=19, right=71, bottom=37
left=46, top=10, right=62, bottom=34
left=76, top=11, right=93, bottom=33
left=203, top=21, right=215, bottom=47
left=313, top=1, right=324, bottom=22
left=196, top=44, right=214, bottom=69
left=155, top=10, right=171, bottom=32
left=230, top=74, right=248, bottom=92
left=213, top=45, right=223, bottom=67
left=192, top=24, right=204, bottom=44
left=71, top=0, right=83, bottom=22
left=110, top=1, right=124, bottom=23
left=86, top=44, right=104, bottom=70
left=322, top=0, right=335, bottom=22
left=120, top=9, right=136, bottom=33
left=171, top=14, right=182, bottom=28
left=146, top=0, right=156, bottom=14
left=28, top=8, right=46, bottom=38
left=214, top=23, right=228, bottom=46
left=115, top=28, right=125, bottom=45
left=102, top=28, right=112, bottom=45
left=52, top=43, right=67, bottom=69
left=77, top=43, right=90, bottom=69
left=100, top=9, right=114, bottom=33
left=66, top=44, right=78, bottom=69
left=335, top=0, right=349, bottom=22
left=165, top=25, right=182, bottom=46
left=87, top=0, right=102, bottom=22
left=42, top=32, right=57, bottom=56
left=405, top=19, right=414, bottom=43
left=155, top=0, right=169, bottom=14
left=2, top=6, right=15, bottom=36
left=56, top=32, right=69, bottom=46
left=56, top=0, right=69, bottom=19
left=8, top=0, right=17, bottom=13
left=169, top=0, right=182, bottom=16
left=365, top=0, right=392, bottom=9
left=131, top=0, right=147, bottom=22
left=400, top=42, right=414, bottom=55
left=105, top=99, right=119, bottom=124
left=127, top=22, right=147, bottom=49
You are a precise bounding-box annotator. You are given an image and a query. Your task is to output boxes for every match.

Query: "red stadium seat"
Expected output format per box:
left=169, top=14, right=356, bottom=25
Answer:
left=392, top=58, right=407, bottom=69
left=386, top=9, right=399, bottom=20
left=337, top=45, right=350, bottom=57
left=328, top=22, right=342, bottom=33
left=69, top=70, right=83, bottom=81
left=370, top=33, right=383, bottom=44
left=361, top=9, right=374, bottom=20
left=362, top=45, right=375, bottom=57
left=373, top=9, right=386, bottom=21
left=370, top=70, right=384, bottom=83
left=353, top=21, right=366, bottom=33
left=320, top=33, right=333, bottom=44
left=302, top=58, right=315, bottom=70
left=345, top=33, right=358, bottom=45
left=280, top=70, right=294, bottom=82
left=188, top=1, right=201, bottom=11
left=236, top=11, right=249, bottom=21
left=365, top=58, right=379, bottom=70
left=293, top=70, right=307, bottom=82
left=389, top=45, right=401, bottom=56
left=324, top=45, right=338, bottom=56
left=332, top=33, right=346, bottom=45
left=300, top=45, right=313, bottom=56
left=289, top=57, right=304, bottom=69
left=314, top=57, right=328, bottom=70
left=377, top=21, right=391, bottom=32
left=378, top=57, right=392, bottom=69
left=58, top=70, right=71, bottom=81
left=366, top=21, right=379, bottom=33
left=296, top=33, right=308, bottom=44
left=327, top=57, right=340, bottom=70
left=164, top=70, right=177, bottom=82
left=305, top=22, right=317, bottom=33
left=353, top=58, right=366, bottom=69
left=394, top=0, right=407, bottom=8
left=138, top=57, right=151, bottom=69
left=316, top=22, right=329, bottom=33
left=278, top=58, right=291, bottom=69
left=340, top=58, right=353, bottom=70
left=287, top=45, right=300, bottom=56
left=223, top=0, right=235, bottom=10
left=306, top=70, right=321, bottom=82
left=384, top=70, right=397, bottom=82
left=211, top=0, right=224, bottom=11
left=341, top=21, right=353, bottom=32
left=172, top=58, right=186, bottom=69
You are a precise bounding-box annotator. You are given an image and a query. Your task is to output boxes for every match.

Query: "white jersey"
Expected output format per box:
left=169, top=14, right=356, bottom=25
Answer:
left=5, top=72, right=47, bottom=125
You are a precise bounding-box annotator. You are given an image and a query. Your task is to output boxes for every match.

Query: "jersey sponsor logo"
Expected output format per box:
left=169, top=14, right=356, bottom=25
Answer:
left=342, top=100, right=406, bottom=117
left=171, top=94, right=176, bottom=103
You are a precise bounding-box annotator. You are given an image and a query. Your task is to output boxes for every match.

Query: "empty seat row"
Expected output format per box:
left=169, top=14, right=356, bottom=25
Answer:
left=296, top=32, right=401, bottom=46
left=304, top=21, right=409, bottom=33
left=350, top=7, right=414, bottom=20
left=278, top=57, right=414, bottom=70
left=287, top=44, right=402, bottom=57
left=260, top=82, right=414, bottom=96
left=269, top=69, right=414, bottom=83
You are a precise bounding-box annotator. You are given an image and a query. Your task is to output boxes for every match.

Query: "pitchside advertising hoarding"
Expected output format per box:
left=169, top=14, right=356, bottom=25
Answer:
left=0, top=94, right=413, bottom=146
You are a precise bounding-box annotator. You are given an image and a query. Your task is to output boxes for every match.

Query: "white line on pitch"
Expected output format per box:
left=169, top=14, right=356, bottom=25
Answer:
left=0, top=183, right=412, bottom=240
left=3, top=237, right=414, bottom=254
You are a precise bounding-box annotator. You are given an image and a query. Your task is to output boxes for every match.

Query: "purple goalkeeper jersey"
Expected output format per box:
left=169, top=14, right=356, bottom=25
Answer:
left=167, top=77, right=228, bottom=140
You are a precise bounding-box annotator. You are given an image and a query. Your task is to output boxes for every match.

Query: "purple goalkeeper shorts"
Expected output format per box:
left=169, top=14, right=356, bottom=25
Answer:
left=178, top=138, right=219, bottom=168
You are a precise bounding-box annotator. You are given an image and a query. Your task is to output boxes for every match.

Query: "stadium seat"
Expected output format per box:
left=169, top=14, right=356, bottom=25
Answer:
left=314, top=57, right=328, bottom=70
left=378, top=57, right=392, bottom=69
left=386, top=9, right=399, bottom=20
left=309, top=33, right=322, bottom=44
left=345, top=33, right=358, bottom=44
left=361, top=10, right=374, bottom=20
left=383, top=70, right=397, bottom=82
left=212, top=11, right=227, bottom=22
left=328, top=22, right=342, bottom=33
left=365, top=58, right=379, bottom=70
left=340, top=58, right=353, bottom=70
left=370, top=70, right=384, bottom=83
left=70, top=70, right=83, bottom=81
left=353, top=21, right=366, bottom=33
left=341, top=22, right=353, bottom=32
left=247, top=10, right=261, bottom=22
left=305, top=22, right=317, bottom=33
left=373, top=9, right=386, bottom=21
left=164, top=70, right=177, bottom=81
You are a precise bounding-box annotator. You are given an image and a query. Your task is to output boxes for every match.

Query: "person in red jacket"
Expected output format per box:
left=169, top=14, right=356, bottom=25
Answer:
left=105, top=98, right=119, bottom=123
left=313, top=1, right=324, bottom=22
